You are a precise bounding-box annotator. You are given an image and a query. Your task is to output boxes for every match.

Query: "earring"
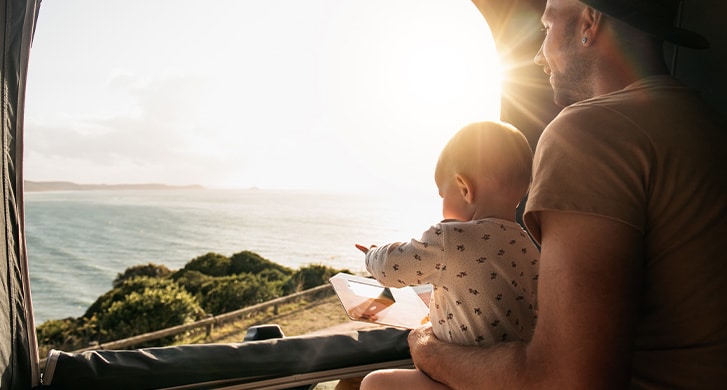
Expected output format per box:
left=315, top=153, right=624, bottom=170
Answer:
left=581, top=36, right=588, bottom=45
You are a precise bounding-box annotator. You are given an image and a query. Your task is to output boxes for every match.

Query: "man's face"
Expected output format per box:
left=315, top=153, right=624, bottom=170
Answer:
left=535, top=0, right=594, bottom=106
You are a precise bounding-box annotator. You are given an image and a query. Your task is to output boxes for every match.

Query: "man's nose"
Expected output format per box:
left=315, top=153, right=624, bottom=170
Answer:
left=533, top=43, right=545, bottom=66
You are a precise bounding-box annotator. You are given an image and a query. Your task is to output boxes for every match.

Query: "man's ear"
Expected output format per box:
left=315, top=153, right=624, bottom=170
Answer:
left=455, top=174, right=475, bottom=204
left=581, top=6, right=603, bottom=45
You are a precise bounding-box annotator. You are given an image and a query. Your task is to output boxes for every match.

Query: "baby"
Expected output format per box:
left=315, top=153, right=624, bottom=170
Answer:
left=357, top=121, right=540, bottom=389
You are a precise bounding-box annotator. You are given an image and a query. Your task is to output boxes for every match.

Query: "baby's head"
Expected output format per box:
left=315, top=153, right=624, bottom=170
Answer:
left=435, top=121, right=533, bottom=221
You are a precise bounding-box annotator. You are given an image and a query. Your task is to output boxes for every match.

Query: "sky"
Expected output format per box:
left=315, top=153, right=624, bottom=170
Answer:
left=24, top=0, right=502, bottom=194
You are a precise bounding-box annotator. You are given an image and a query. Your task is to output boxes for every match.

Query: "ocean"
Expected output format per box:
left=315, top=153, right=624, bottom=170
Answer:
left=25, top=188, right=441, bottom=324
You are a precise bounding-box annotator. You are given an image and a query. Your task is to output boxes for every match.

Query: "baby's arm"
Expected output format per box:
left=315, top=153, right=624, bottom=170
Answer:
left=360, top=225, right=443, bottom=287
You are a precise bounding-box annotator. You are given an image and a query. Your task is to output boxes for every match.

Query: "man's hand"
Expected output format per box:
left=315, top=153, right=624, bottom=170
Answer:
left=408, top=323, right=436, bottom=362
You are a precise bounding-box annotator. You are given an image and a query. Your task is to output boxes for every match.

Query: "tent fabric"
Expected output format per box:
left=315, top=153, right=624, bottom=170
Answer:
left=40, top=327, right=410, bottom=390
left=0, top=0, right=42, bottom=389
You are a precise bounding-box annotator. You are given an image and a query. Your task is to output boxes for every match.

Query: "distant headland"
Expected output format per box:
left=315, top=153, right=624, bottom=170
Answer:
left=24, top=181, right=205, bottom=192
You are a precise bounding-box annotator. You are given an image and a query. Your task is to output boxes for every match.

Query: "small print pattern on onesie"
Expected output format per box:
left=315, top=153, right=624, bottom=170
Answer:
left=365, top=218, right=540, bottom=346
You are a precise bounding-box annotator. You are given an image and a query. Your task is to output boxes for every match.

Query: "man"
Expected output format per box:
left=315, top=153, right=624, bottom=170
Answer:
left=407, top=0, right=727, bottom=388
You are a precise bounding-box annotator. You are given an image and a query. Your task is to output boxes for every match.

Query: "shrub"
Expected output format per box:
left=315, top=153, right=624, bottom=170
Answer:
left=283, top=264, right=349, bottom=294
left=113, top=263, right=171, bottom=288
left=95, top=280, right=204, bottom=343
left=199, top=274, right=283, bottom=315
left=183, top=252, right=231, bottom=277
left=36, top=315, right=105, bottom=355
left=257, top=267, right=289, bottom=282
left=229, top=250, right=293, bottom=276
left=84, top=276, right=174, bottom=318
left=171, top=268, right=214, bottom=296
left=36, top=317, right=83, bottom=353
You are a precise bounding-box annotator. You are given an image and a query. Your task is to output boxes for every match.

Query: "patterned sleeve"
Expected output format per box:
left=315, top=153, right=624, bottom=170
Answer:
left=365, top=224, right=445, bottom=287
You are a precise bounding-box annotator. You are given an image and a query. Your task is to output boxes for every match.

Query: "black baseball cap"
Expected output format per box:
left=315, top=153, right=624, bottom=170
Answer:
left=580, top=0, right=709, bottom=49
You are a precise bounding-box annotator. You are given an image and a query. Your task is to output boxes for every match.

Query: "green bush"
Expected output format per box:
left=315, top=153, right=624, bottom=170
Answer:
left=171, top=268, right=214, bottom=296
left=199, top=274, right=283, bottom=315
left=229, top=250, right=293, bottom=276
left=257, top=267, right=289, bottom=282
left=96, top=280, right=204, bottom=343
left=284, top=264, right=349, bottom=294
left=36, top=317, right=82, bottom=351
left=183, top=252, right=231, bottom=277
left=85, top=276, right=177, bottom=318
left=36, top=315, right=102, bottom=355
left=113, top=263, right=171, bottom=288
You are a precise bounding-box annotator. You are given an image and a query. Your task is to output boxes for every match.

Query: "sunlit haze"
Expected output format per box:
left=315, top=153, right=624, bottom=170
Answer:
left=24, top=0, right=502, bottom=195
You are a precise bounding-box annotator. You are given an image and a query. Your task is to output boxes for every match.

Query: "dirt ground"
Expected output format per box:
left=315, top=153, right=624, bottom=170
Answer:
left=201, top=294, right=381, bottom=344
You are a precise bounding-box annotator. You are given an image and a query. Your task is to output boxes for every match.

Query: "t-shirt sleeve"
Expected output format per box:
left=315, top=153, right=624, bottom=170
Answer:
left=524, top=104, right=650, bottom=243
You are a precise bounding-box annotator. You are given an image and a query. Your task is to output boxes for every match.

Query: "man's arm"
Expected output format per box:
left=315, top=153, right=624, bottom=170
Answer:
left=408, top=210, right=643, bottom=389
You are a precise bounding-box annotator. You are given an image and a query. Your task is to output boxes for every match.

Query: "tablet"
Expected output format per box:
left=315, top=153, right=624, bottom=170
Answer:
left=329, top=272, right=431, bottom=329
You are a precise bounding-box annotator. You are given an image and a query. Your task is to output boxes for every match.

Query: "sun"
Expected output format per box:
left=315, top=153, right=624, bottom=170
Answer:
left=399, top=35, right=502, bottom=118
left=308, top=0, right=504, bottom=194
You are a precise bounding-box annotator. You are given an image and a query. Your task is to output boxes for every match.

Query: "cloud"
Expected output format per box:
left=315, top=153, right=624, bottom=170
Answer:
left=25, top=73, right=238, bottom=185
left=24, top=0, right=501, bottom=192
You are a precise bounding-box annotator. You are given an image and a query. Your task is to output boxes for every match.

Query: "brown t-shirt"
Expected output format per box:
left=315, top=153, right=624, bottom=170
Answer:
left=524, top=75, right=727, bottom=389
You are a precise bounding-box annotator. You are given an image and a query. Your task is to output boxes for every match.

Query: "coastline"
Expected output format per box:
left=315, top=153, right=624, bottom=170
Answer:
left=24, top=180, right=204, bottom=192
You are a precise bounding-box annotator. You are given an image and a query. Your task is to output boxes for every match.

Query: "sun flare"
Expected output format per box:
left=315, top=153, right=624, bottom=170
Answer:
left=26, top=0, right=503, bottom=194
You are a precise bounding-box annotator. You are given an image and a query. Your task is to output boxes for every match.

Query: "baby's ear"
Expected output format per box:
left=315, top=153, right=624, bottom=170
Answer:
left=455, top=174, right=475, bottom=203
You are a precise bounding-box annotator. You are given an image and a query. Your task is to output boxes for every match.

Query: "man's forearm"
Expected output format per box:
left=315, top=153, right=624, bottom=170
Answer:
left=409, top=326, right=530, bottom=389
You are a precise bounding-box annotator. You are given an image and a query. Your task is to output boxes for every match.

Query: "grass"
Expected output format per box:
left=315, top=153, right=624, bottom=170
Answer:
left=176, top=294, right=354, bottom=345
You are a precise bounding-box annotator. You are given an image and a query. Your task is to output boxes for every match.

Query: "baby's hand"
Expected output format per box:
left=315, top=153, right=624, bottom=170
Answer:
left=355, top=243, right=374, bottom=254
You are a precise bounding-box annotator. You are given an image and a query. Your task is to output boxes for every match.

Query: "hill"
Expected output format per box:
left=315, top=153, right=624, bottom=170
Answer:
left=24, top=180, right=204, bottom=192
left=35, top=251, right=352, bottom=356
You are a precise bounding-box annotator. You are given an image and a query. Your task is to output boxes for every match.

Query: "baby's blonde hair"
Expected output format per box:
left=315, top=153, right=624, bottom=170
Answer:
left=435, top=121, right=533, bottom=200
